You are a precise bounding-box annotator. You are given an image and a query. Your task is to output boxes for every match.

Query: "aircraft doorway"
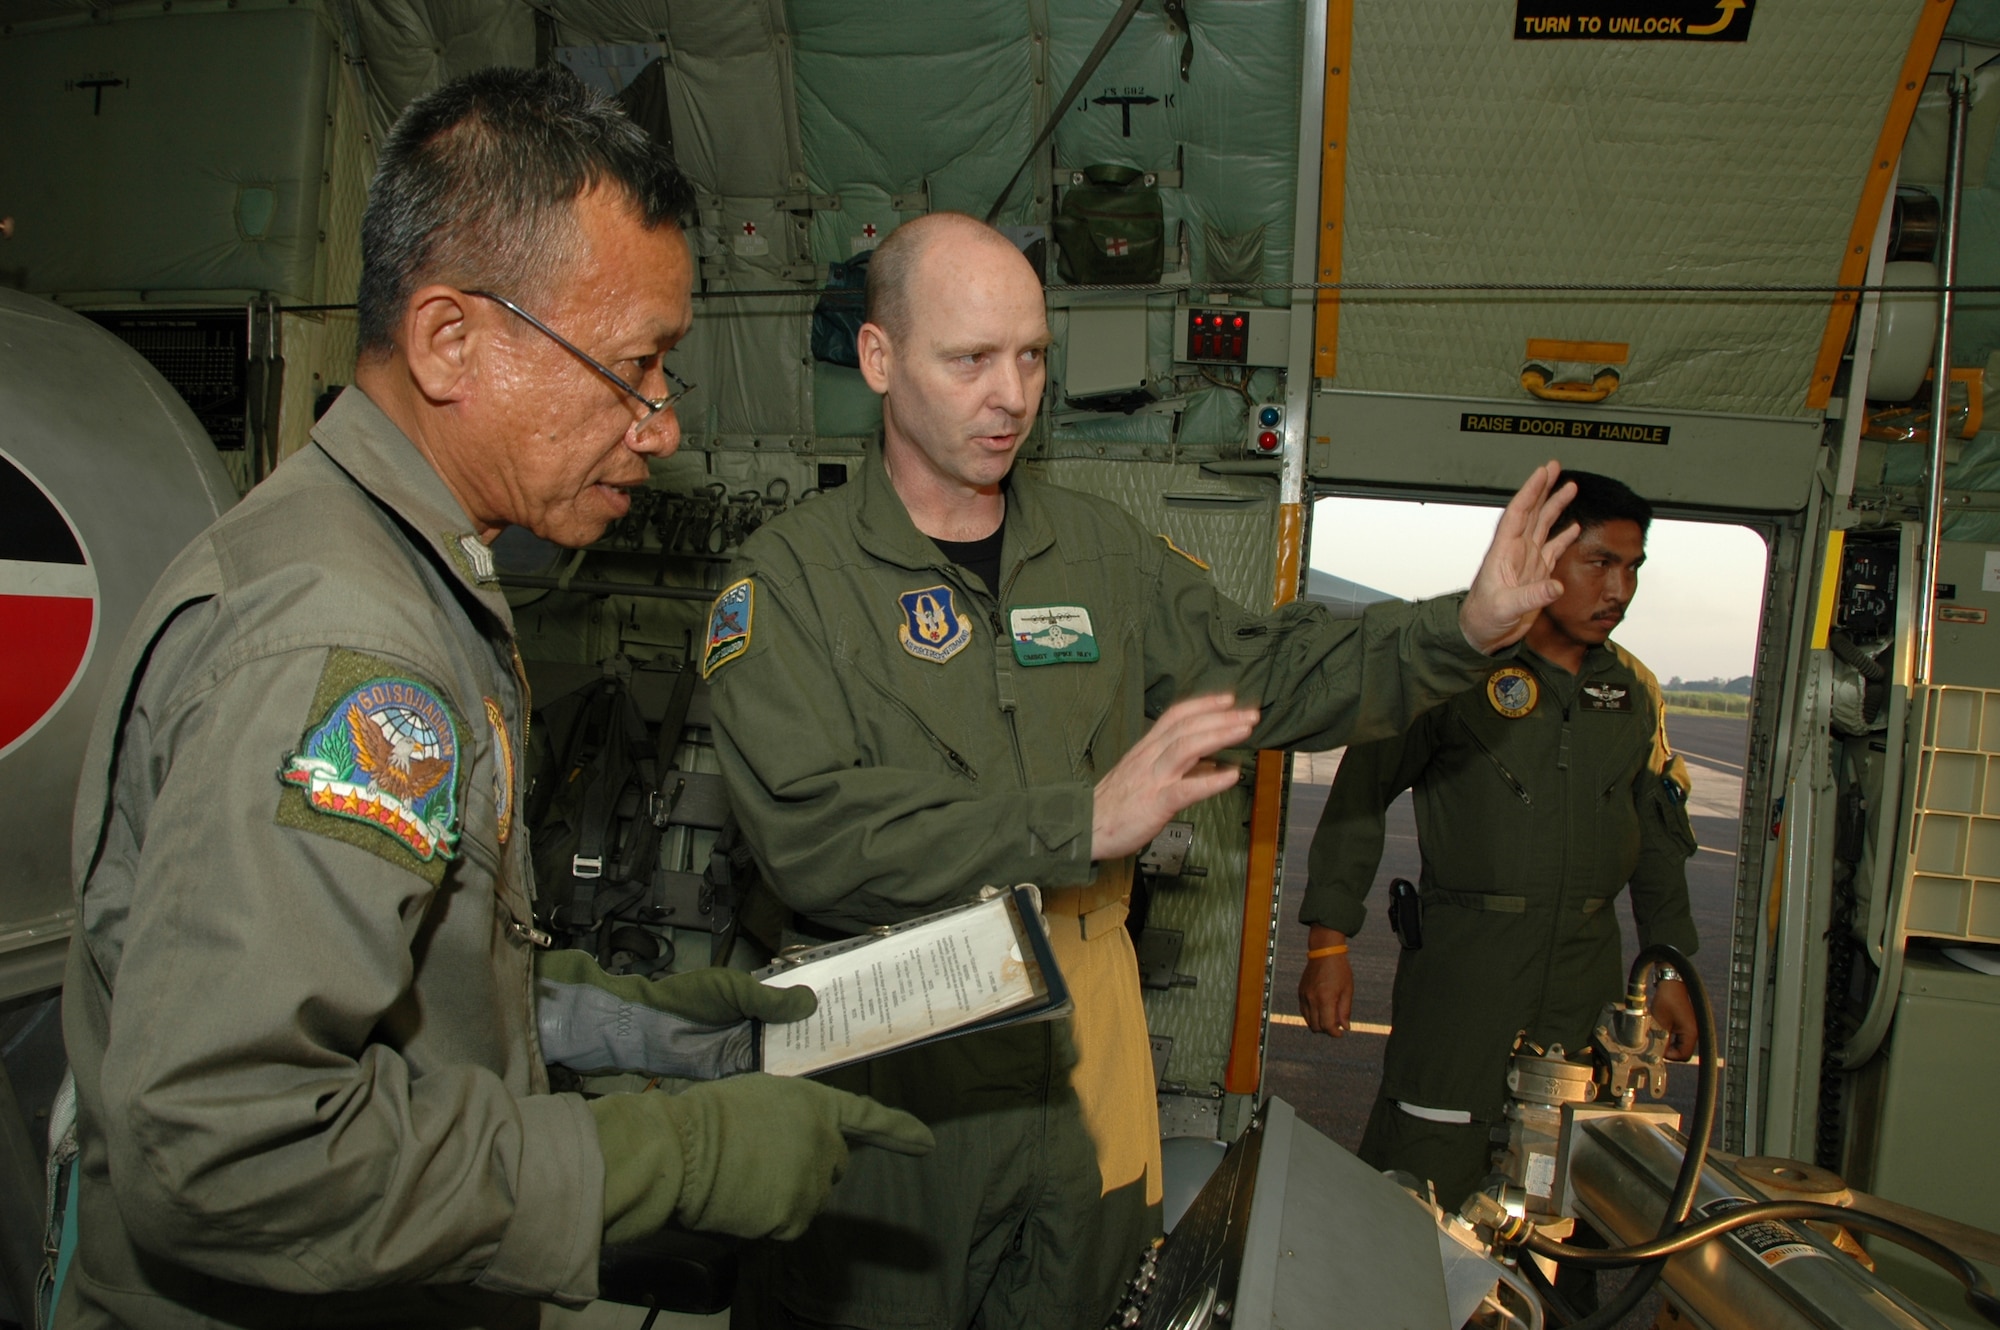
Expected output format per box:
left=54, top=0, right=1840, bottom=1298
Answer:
left=1269, top=492, right=1771, bottom=1157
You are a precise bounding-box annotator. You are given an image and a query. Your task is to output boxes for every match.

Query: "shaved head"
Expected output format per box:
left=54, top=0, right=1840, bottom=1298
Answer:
left=853, top=211, right=1050, bottom=535
left=865, top=212, right=1029, bottom=342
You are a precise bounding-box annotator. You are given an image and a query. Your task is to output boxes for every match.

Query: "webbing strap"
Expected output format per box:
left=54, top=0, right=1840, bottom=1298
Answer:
left=983, top=0, right=1146, bottom=224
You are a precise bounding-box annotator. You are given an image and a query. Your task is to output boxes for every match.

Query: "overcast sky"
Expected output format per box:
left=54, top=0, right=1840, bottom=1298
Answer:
left=1308, top=496, right=1770, bottom=684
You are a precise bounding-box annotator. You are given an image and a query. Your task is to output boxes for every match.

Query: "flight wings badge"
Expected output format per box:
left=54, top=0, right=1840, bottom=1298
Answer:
left=898, top=585, right=972, bottom=663
left=280, top=670, right=461, bottom=864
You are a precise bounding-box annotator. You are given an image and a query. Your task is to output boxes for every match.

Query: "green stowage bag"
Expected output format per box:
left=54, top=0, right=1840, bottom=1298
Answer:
left=1054, top=165, right=1165, bottom=285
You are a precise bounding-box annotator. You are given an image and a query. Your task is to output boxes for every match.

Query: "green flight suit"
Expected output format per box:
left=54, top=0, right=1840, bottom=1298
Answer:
left=1301, top=644, right=1699, bottom=1209
left=709, top=452, right=1501, bottom=1329
left=60, top=390, right=602, bottom=1328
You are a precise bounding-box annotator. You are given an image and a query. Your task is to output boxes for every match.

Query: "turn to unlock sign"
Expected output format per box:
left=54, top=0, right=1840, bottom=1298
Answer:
left=1515, top=1, right=1754, bottom=41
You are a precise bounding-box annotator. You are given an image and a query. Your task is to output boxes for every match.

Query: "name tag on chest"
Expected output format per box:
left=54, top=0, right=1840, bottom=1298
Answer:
left=1008, top=605, right=1100, bottom=666
left=1581, top=681, right=1633, bottom=712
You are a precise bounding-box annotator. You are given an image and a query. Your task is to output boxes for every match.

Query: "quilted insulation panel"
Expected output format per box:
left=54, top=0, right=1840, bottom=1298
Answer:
left=1335, top=0, right=1930, bottom=418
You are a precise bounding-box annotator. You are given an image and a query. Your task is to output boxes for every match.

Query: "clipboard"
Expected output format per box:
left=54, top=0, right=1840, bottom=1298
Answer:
left=751, top=884, right=1073, bottom=1077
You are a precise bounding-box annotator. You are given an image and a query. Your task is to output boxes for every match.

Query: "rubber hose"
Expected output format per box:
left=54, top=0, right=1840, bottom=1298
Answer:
left=1542, top=944, right=1718, bottom=1330
left=1519, top=1252, right=1582, bottom=1327
left=1828, top=631, right=1887, bottom=682
left=1528, top=1201, right=2000, bottom=1327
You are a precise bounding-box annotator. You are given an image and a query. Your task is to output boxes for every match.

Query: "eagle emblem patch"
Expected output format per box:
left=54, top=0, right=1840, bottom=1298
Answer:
left=703, top=578, right=754, bottom=678
left=898, top=585, right=972, bottom=663
left=1486, top=665, right=1539, bottom=719
left=281, top=671, right=461, bottom=865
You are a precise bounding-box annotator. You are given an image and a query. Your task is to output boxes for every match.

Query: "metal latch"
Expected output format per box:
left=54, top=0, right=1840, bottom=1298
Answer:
left=571, top=855, right=603, bottom=880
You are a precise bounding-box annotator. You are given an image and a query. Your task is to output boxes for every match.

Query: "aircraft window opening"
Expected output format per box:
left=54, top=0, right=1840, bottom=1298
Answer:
left=1268, top=492, right=1770, bottom=1156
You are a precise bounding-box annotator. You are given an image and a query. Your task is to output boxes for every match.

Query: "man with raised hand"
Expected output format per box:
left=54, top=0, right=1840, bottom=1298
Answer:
left=706, top=210, right=1579, bottom=1329
left=59, top=68, right=927, bottom=1330
left=1298, top=470, right=1699, bottom=1212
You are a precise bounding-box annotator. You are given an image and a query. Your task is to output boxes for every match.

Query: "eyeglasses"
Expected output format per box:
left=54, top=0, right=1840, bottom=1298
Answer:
left=466, top=289, right=696, bottom=435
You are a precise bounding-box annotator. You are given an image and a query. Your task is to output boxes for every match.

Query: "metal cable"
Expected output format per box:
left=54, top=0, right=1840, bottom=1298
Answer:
left=239, top=279, right=2000, bottom=315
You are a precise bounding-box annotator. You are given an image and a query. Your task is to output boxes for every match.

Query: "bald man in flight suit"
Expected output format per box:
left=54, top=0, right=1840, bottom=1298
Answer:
left=708, top=211, right=1588, bottom=1330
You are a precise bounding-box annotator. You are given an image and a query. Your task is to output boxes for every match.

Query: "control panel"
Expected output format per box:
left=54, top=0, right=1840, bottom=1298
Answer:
left=1173, top=304, right=1291, bottom=368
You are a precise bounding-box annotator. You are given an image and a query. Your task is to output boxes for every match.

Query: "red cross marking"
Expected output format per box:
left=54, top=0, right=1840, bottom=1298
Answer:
left=862, top=223, right=878, bottom=239
left=1105, top=236, right=1130, bottom=256
left=741, top=221, right=757, bottom=237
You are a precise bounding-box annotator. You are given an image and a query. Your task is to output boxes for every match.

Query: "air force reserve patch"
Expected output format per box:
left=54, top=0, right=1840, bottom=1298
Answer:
left=1009, top=604, right=1100, bottom=666
left=1486, top=665, right=1539, bottom=719
left=702, top=578, right=754, bottom=678
left=898, top=585, right=972, bottom=663
left=277, top=650, right=461, bottom=881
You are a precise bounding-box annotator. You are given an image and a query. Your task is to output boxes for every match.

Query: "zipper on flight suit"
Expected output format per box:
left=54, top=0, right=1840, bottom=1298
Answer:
left=985, top=561, right=1033, bottom=789
left=1456, top=715, right=1533, bottom=805
left=1532, top=672, right=1579, bottom=1036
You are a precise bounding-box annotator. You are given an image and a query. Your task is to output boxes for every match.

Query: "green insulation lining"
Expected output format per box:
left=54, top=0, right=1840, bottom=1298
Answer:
left=1335, top=0, right=1929, bottom=417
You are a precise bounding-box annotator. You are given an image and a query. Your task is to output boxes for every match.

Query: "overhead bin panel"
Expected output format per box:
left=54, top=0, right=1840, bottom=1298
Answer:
left=1327, top=0, right=1931, bottom=420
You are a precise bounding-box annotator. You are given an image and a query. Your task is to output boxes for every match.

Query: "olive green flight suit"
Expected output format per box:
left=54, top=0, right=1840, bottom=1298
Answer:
left=709, top=453, right=1500, bottom=1329
left=1301, top=644, right=1699, bottom=1208
left=60, top=390, right=602, bottom=1328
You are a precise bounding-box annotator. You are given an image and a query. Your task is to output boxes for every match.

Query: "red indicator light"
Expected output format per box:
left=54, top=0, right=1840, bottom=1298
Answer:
left=1232, top=315, right=1246, bottom=328
left=1256, top=430, right=1280, bottom=451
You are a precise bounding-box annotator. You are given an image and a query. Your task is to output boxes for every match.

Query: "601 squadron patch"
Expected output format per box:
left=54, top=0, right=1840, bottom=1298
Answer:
left=702, top=578, right=754, bottom=678
left=1486, top=665, right=1539, bottom=719
left=278, top=652, right=462, bottom=881
left=1008, top=604, right=1100, bottom=666
left=898, top=585, right=972, bottom=663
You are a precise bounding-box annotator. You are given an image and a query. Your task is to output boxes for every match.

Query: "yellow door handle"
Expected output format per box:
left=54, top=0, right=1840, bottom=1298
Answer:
left=1520, top=364, right=1621, bottom=403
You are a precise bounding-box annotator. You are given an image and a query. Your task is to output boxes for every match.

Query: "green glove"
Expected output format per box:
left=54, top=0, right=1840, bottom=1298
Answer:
left=536, top=950, right=816, bottom=1078
left=590, top=1075, right=935, bottom=1243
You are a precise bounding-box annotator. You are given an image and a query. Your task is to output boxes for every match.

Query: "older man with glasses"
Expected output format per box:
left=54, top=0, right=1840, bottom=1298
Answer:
left=56, top=67, right=928, bottom=1330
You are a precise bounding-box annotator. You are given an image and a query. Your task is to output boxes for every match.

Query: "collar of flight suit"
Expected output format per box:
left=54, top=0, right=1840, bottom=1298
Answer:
left=848, top=445, right=1057, bottom=580
left=309, top=387, right=517, bottom=633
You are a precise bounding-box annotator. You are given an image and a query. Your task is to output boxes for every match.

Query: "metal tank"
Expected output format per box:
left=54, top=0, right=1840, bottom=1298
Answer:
left=0, top=288, right=236, bottom=1002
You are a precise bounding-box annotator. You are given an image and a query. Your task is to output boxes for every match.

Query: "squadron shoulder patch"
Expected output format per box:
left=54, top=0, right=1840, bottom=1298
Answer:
left=1159, top=534, right=1210, bottom=570
left=1486, top=665, right=1539, bottom=719
left=898, top=585, right=972, bottom=663
left=277, top=650, right=462, bottom=882
left=484, top=696, right=515, bottom=846
left=1008, top=605, right=1100, bottom=666
left=702, top=578, right=754, bottom=678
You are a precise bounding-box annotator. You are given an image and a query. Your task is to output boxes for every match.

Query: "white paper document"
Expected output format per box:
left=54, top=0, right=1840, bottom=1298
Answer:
left=758, top=892, right=1054, bottom=1077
